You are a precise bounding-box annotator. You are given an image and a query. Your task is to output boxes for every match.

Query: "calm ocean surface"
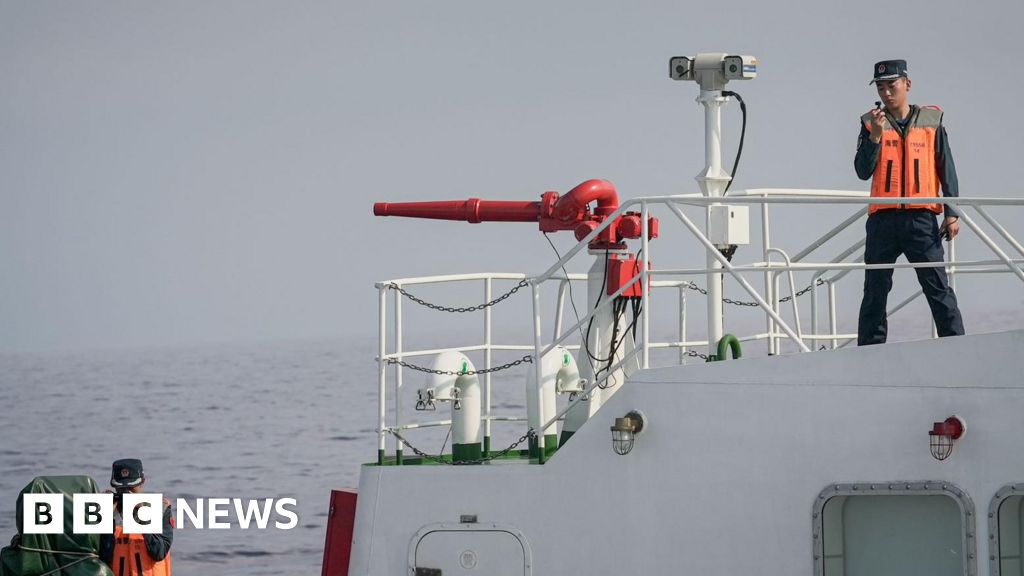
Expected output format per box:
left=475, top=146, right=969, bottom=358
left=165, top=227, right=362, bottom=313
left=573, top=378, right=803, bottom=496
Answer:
left=0, top=336, right=529, bottom=575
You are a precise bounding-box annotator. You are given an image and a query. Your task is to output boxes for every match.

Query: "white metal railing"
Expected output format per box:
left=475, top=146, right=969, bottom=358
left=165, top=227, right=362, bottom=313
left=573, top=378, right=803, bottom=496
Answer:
left=375, top=192, right=1024, bottom=464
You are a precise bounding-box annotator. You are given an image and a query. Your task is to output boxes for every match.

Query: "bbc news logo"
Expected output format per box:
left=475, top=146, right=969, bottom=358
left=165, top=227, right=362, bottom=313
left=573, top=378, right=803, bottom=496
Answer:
left=23, top=494, right=298, bottom=534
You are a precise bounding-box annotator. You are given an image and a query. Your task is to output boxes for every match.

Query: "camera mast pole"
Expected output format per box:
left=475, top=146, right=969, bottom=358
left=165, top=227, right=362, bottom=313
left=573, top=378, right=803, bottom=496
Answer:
left=670, top=52, right=757, bottom=358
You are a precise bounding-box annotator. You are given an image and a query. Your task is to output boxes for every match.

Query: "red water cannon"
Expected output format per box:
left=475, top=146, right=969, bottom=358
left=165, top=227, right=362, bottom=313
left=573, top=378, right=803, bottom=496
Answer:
left=373, top=179, right=658, bottom=250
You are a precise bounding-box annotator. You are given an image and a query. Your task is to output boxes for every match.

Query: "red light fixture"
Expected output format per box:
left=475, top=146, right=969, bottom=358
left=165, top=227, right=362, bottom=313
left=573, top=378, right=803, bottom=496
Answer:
left=928, top=416, right=966, bottom=461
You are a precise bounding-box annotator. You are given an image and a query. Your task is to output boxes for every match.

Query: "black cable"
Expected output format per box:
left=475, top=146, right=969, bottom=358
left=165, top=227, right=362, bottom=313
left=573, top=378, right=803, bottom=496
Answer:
left=594, top=298, right=627, bottom=384
left=630, top=296, right=641, bottom=340
left=628, top=247, right=644, bottom=341
left=595, top=246, right=646, bottom=381
left=596, top=246, right=646, bottom=383
left=438, top=426, right=451, bottom=455
left=541, top=237, right=622, bottom=389
left=597, top=297, right=646, bottom=383
left=542, top=233, right=600, bottom=377
left=540, top=237, right=639, bottom=389
left=584, top=252, right=633, bottom=386
left=582, top=250, right=612, bottom=365
left=721, top=90, right=746, bottom=195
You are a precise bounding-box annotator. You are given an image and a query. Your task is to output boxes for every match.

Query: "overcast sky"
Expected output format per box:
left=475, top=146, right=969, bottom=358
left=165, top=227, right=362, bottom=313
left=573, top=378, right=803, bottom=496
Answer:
left=3, top=0, right=1023, bottom=352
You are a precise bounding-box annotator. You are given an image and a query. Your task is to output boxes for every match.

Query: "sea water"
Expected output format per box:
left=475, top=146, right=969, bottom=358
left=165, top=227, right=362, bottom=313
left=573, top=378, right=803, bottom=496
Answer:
left=0, top=337, right=528, bottom=575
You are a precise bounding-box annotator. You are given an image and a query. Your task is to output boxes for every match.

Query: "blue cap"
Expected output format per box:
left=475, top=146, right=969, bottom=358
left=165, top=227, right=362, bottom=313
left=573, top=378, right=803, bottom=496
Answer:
left=111, top=458, right=145, bottom=487
left=870, top=60, right=908, bottom=84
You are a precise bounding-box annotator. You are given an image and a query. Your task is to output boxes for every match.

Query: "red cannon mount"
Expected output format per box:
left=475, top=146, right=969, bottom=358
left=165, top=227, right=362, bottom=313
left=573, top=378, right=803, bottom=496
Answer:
left=374, top=179, right=657, bottom=297
left=373, top=179, right=658, bottom=251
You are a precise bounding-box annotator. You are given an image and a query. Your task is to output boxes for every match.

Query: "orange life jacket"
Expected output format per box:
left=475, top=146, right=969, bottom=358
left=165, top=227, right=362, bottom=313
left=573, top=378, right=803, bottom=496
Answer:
left=111, top=506, right=172, bottom=576
left=861, top=105, right=944, bottom=215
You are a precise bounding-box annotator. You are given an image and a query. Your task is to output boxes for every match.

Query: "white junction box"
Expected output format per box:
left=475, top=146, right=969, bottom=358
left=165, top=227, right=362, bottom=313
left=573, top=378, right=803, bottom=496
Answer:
left=709, top=204, right=749, bottom=245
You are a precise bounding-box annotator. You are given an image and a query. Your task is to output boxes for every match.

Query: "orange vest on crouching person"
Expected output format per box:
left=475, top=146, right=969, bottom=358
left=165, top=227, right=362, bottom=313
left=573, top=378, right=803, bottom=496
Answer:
left=111, top=503, right=173, bottom=576
left=860, top=105, right=944, bottom=215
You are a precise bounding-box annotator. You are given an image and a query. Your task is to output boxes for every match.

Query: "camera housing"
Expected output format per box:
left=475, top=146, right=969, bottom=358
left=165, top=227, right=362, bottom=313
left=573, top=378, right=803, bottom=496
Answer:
left=669, top=56, right=693, bottom=81
left=723, top=54, right=757, bottom=80
left=670, top=53, right=758, bottom=90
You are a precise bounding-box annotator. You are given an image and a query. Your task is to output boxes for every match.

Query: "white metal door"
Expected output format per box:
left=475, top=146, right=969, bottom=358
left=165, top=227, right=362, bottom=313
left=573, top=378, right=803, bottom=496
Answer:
left=413, top=529, right=527, bottom=575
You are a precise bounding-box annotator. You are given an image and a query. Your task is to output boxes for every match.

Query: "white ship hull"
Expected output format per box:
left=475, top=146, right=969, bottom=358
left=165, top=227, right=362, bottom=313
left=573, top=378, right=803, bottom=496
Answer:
left=348, top=329, right=1024, bottom=575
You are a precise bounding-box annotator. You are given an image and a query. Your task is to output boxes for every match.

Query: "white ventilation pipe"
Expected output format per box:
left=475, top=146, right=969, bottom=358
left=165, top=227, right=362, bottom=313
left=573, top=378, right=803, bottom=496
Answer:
left=526, top=345, right=581, bottom=454
left=417, top=351, right=482, bottom=462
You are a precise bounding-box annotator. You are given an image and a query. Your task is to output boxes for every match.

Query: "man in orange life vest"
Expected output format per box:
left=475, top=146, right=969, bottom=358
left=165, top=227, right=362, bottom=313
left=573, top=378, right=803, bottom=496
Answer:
left=855, top=59, right=965, bottom=345
left=99, top=458, right=174, bottom=576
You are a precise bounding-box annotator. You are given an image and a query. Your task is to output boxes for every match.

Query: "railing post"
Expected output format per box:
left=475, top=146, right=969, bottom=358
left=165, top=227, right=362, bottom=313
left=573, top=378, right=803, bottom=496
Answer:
left=949, top=235, right=957, bottom=292
left=761, top=194, right=774, bottom=356
left=679, top=285, right=687, bottom=364
left=377, top=285, right=388, bottom=466
left=772, top=271, right=781, bottom=352
left=641, top=201, right=651, bottom=369
left=811, top=274, right=820, bottom=342
left=394, top=285, right=403, bottom=464
left=484, top=277, right=493, bottom=456
left=828, top=281, right=838, bottom=349
left=766, top=248, right=805, bottom=349
left=530, top=281, right=546, bottom=463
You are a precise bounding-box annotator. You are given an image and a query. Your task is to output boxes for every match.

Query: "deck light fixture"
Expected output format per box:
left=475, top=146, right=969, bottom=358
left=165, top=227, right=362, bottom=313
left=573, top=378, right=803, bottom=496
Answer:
left=929, top=416, right=966, bottom=461
left=610, top=410, right=646, bottom=455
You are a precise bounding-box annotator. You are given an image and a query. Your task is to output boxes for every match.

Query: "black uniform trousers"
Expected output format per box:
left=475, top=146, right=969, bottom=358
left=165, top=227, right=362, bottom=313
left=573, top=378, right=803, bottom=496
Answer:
left=857, top=209, right=965, bottom=345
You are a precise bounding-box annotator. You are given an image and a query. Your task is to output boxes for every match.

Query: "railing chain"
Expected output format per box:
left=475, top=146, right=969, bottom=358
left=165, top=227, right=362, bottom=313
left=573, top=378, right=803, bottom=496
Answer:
left=386, top=355, right=532, bottom=376
left=685, top=349, right=711, bottom=361
left=686, top=277, right=825, bottom=306
left=388, top=428, right=536, bottom=465
left=387, top=280, right=529, bottom=313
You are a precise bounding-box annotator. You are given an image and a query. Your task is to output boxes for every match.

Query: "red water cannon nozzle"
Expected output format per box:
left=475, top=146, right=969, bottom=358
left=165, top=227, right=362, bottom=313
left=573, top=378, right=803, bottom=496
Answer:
left=372, top=198, right=542, bottom=223
left=373, top=179, right=658, bottom=249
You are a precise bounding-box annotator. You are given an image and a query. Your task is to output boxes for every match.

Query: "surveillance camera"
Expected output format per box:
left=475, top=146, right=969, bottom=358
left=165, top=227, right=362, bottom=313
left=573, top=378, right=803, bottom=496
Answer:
left=669, top=56, right=693, bottom=81
left=724, top=55, right=757, bottom=80
left=670, top=53, right=758, bottom=90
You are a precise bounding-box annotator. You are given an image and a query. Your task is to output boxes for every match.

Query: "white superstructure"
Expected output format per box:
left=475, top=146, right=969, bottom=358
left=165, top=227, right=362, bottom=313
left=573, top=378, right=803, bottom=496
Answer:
left=334, top=54, right=1024, bottom=576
